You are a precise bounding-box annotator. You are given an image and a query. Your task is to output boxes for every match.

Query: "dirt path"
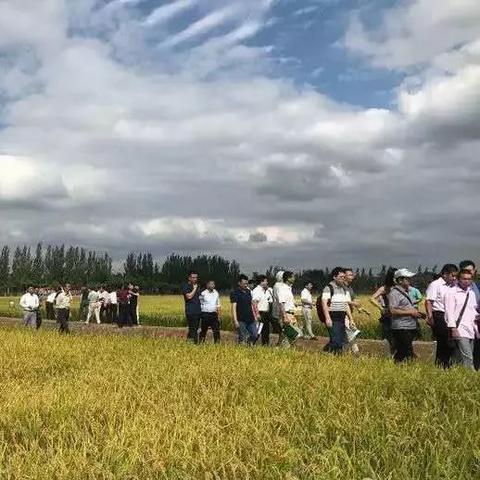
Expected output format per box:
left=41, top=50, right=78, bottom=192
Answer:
left=0, top=317, right=436, bottom=361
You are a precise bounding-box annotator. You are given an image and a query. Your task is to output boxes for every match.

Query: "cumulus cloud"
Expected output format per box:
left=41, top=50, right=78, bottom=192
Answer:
left=0, top=0, right=479, bottom=270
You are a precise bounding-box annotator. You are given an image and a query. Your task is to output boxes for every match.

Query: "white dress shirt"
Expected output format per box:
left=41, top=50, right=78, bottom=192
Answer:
left=200, top=289, right=221, bottom=313
left=277, top=283, right=296, bottom=313
left=47, top=292, right=57, bottom=303
left=109, top=291, right=117, bottom=304
left=426, top=277, right=453, bottom=312
left=20, top=293, right=40, bottom=311
left=252, top=285, right=272, bottom=312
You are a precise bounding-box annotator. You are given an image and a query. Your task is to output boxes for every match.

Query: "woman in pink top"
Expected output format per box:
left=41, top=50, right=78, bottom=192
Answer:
left=445, top=269, right=480, bottom=370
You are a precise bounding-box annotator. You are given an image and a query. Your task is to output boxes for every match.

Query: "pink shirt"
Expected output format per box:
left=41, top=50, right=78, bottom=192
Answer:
left=444, top=285, right=480, bottom=339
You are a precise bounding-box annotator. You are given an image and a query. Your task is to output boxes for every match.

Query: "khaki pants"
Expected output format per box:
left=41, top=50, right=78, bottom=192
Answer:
left=302, top=307, right=314, bottom=338
left=86, top=302, right=101, bottom=324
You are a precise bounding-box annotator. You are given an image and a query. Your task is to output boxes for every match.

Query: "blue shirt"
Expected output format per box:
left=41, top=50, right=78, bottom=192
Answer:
left=230, top=287, right=255, bottom=323
left=409, top=287, right=422, bottom=305
left=182, top=283, right=201, bottom=316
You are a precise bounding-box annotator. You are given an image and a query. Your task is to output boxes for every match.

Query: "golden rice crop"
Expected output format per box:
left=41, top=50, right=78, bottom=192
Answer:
left=0, top=327, right=478, bottom=479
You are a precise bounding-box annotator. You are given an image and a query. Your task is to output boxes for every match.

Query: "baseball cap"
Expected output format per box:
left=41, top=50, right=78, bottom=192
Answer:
left=394, top=268, right=416, bottom=280
left=275, top=271, right=285, bottom=282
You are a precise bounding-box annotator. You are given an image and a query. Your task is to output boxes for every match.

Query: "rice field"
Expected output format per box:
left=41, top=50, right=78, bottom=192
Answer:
left=0, top=294, right=432, bottom=340
left=0, top=327, right=478, bottom=479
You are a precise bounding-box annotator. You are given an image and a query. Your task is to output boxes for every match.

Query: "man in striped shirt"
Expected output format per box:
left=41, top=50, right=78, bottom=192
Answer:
left=321, top=267, right=353, bottom=354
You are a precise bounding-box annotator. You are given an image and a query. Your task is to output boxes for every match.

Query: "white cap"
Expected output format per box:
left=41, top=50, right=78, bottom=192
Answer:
left=275, top=271, right=284, bottom=282
left=394, top=268, right=416, bottom=280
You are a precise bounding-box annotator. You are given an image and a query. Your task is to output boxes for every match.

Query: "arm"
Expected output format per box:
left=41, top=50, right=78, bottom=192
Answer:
left=444, top=291, right=458, bottom=336
left=252, top=300, right=260, bottom=320
left=369, top=287, right=385, bottom=312
left=231, top=303, right=238, bottom=328
left=321, top=298, right=332, bottom=328
left=345, top=303, right=353, bottom=329
left=184, top=284, right=198, bottom=300
left=279, top=302, right=290, bottom=325
left=425, top=300, right=434, bottom=326
left=390, top=306, right=420, bottom=317
left=216, top=295, right=221, bottom=318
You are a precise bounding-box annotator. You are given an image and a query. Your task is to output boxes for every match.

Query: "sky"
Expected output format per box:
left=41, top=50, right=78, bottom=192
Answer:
left=0, top=0, right=479, bottom=272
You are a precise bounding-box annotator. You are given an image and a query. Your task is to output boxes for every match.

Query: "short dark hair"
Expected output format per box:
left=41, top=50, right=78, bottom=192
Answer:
left=238, top=274, right=249, bottom=283
left=344, top=268, right=354, bottom=273
left=330, top=267, right=346, bottom=280
left=459, top=260, right=475, bottom=270
left=459, top=269, right=473, bottom=277
left=283, top=271, right=294, bottom=282
left=440, top=264, right=458, bottom=275
left=257, top=275, right=268, bottom=283
left=304, top=281, right=313, bottom=287
left=188, top=270, right=198, bottom=277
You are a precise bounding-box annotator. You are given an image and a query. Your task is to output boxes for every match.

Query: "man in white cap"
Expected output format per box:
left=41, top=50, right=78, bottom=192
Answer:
left=387, top=268, right=425, bottom=363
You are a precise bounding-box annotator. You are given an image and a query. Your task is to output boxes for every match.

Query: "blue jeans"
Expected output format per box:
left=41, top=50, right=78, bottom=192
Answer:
left=324, top=312, right=346, bottom=354
left=238, top=321, right=257, bottom=345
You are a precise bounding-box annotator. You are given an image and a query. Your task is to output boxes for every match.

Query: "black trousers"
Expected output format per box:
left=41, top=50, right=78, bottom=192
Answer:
left=57, top=308, right=70, bottom=334
left=35, top=309, right=42, bottom=330
left=107, top=304, right=118, bottom=323
left=118, top=304, right=130, bottom=327
left=392, top=329, right=416, bottom=363
left=129, top=303, right=138, bottom=325
left=432, top=311, right=452, bottom=368
left=46, top=302, right=55, bottom=320
left=324, top=311, right=347, bottom=354
left=259, top=311, right=273, bottom=346
left=199, top=312, right=220, bottom=343
left=186, top=314, right=201, bottom=344
left=473, top=339, right=480, bottom=371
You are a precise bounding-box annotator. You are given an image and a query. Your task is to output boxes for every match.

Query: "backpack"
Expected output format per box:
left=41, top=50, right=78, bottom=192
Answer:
left=316, top=284, right=334, bottom=323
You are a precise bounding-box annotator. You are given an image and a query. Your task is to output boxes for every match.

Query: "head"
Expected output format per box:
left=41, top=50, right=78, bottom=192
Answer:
left=440, top=264, right=459, bottom=285
left=257, top=275, right=269, bottom=289
left=331, top=267, right=346, bottom=286
left=206, top=280, right=215, bottom=291
left=127, top=283, right=134, bottom=290
left=64, top=283, right=71, bottom=292
left=99, top=285, right=105, bottom=292
left=27, top=285, right=34, bottom=294
left=188, top=271, right=199, bottom=285
left=283, top=271, right=295, bottom=285
left=394, top=269, right=416, bottom=290
left=238, top=274, right=249, bottom=290
left=304, top=281, right=313, bottom=291
left=344, top=268, right=355, bottom=286
left=459, top=260, right=476, bottom=277
left=275, top=271, right=284, bottom=283
left=457, top=269, right=473, bottom=290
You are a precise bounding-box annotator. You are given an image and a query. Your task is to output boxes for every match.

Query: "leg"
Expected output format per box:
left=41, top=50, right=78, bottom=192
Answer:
left=327, top=314, right=346, bottom=354
left=260, top=312, right=271, bottom=346
left=381, top=319, right=395, bottom=356
left=86, top=305, right=93, bottom=324
left=303, top=308, right=314, bottom=339
left=36, top=310, right=42, bottom=330
left=112, top=304, right=118, bottom=324
left=474, top=339, right=480, bottom=371
left=237, top=321, right=248, bottom=344
left=247, top=322, right=258, bottom=345
left=95, top=305, right=101, bottom=324
left=199, top=314, right=210, bottom=343
left=211, top=313, right=220, bottom=344
left=432, top=313, right=452, bottom=368
left=392, top=330, right=415, bottom=363
left=186, top=314, right=200, bottom=344
left=454, top=338, right=475, bottom=370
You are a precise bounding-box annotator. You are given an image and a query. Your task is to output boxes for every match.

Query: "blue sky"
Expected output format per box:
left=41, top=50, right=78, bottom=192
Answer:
left=0, top=0, right=480, bottom=270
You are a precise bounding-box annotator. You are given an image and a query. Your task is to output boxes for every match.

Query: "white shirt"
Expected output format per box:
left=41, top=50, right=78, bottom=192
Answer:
left=47, top=292, right=57, bottom=303
left=426, top=277, right=453, bottom=312
left=200, top=289, right=221, bottom=313
left=109, top=291, right=117, bottom=304
left=20, top=293, right=39, bottom=311
left=252, top=285, right=272, bottom=312
left=300, top=288, right=313, bottom=308
left=99, top=291, right=110, bottom=304
left=56, top=291, right=72, bottom=309
left=277, top=283, right=296, bottom=313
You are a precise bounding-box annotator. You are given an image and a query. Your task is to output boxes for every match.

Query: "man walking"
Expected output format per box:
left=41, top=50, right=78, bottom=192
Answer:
left=46, top=288, right=56, bottom=320
left=182, top=271, right=202, bottom=343
left=55, top=284, right=73, bottom=334
left=252, top=275, right=273, bottom=345
left=231, top=275, right=257, bottom=345
left=445, top=269, right=480, bottom=370
left=300, top=281, right=316, bottom=340
left=199, top=280, right=221, bottom=343
left=321, top=268, right=353, bottom=354
left=108, top=287, right=118, bottom=323
left=86, top=287, right=101, bottom=325
left=277, top=271, right=301, bottom=348
left=117, top=284, right=131, bottom=328
left=388, top=269, right=425, bottom=363
left=19, top=286, right=40, bottom=328
left=425, top=264, right=458, bottom=368
left=271, top=271, right=285, bottom=345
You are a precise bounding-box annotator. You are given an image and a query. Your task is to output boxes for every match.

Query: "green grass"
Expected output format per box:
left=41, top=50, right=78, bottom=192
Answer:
left=0, top=294, right=432, bottom=340
left=0, top=327, right=478, bottom=479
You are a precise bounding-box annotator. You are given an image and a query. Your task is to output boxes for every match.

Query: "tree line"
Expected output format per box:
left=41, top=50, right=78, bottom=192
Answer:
left=0, top=243, right=439, bottom=295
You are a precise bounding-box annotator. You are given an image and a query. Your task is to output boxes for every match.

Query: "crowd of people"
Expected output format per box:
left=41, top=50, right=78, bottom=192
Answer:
left=19, top=284, right=141, bottom=333
left=181, top=259, right=480, bottom=370
left=17, top=259, right=480, bottom=370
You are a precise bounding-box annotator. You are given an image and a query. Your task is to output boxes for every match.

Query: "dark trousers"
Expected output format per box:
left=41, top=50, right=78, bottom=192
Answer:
left=432, top=311, right=452, bottom=368
left=259, top=311, right=272, bottom=346
left=199, top=312, right=220, bottom=343
left=118, top=304, right=130, bottom=327
left=107, top=304, right=118, bottom=323
left=474, top=339, right=480, bottom=371
left=380, top=316, right=395, bottom=355
left=324, top=312, right=346, bottom=354
left=46, top=302, right=55, bottom=320
left=392, top=329, right=416, bottom=363
left=129, top=304, right=138, bottom=325
left=186, top=314, right=201, bottom=344
left=35, top=309, right=42, bottom=330
left=57, top=308, right=70, bottom=334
